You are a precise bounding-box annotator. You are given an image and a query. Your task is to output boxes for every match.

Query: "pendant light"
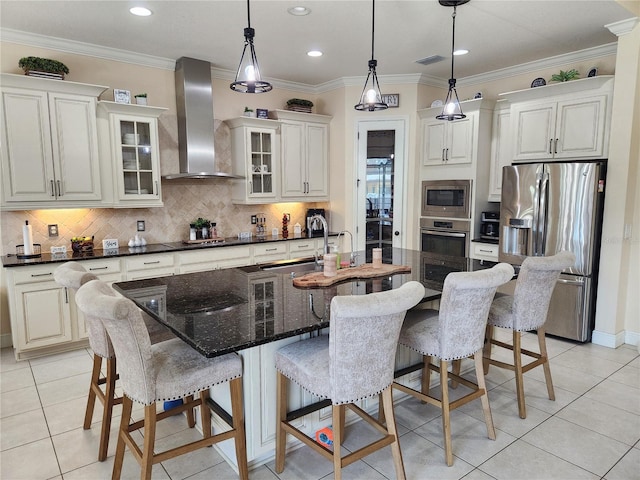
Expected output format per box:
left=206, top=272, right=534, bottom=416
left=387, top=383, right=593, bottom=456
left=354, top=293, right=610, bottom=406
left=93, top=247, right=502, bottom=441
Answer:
left=435, top=0, right=469, bottom=121
left=230, top=0, right=272, bottom=93
left=355, top=0, right=387, bottom=111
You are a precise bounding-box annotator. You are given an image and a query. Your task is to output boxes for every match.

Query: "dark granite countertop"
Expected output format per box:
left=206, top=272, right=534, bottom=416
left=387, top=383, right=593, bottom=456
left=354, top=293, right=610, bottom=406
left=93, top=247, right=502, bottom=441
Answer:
left=1, top=233, right=338, bottom=268
left=113, top=249, right=497, bottom=358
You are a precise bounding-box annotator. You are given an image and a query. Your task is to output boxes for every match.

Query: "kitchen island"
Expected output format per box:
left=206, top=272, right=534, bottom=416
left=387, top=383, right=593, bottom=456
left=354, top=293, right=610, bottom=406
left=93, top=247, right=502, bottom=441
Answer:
left=112, top=248, right=496, bottom=470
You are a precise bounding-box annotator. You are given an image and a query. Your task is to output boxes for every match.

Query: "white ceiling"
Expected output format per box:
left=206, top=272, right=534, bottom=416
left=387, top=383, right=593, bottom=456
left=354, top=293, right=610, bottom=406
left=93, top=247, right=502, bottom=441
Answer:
left=0, top=1, right=634, bottom=86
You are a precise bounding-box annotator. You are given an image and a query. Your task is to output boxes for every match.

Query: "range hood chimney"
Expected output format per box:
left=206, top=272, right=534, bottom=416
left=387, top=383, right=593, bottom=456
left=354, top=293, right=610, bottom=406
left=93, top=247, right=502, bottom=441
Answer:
left=163, top=57, right=242, bottom=179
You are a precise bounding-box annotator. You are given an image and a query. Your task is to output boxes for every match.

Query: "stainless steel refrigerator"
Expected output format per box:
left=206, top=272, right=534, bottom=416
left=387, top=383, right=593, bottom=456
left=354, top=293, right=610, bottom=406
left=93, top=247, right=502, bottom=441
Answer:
left=499, top=161, right=606, bottom=342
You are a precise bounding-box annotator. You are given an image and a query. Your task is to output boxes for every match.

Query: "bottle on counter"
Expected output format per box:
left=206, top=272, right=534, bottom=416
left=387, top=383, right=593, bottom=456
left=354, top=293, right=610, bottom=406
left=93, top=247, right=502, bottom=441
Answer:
left=189, top=223, right=197, bottom=241
left=211, top=222, right=217, bottom=238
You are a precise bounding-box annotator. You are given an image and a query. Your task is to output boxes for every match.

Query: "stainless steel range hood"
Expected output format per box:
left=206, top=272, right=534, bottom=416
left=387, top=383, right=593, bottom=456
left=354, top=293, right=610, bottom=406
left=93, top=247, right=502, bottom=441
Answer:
left=163, top=57, right=242, bottom=180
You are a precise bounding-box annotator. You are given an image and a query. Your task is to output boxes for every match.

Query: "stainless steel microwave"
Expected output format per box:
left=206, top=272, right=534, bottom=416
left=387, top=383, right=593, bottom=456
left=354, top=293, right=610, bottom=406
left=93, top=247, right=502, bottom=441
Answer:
left=421, top=179, right=472, bottom=219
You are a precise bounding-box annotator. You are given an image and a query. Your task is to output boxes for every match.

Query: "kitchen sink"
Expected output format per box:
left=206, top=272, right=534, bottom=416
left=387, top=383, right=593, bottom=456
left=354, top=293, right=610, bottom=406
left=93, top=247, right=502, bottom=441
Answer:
left=260, top=259, right=320, bottom=276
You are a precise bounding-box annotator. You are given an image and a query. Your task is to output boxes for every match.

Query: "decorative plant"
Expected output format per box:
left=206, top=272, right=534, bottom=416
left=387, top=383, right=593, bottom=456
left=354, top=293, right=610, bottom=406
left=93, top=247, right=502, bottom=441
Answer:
left=18, top=56, right=69, bottom=74
left=244, top=106, right=254, bottom=112
left=134, top=93, right=147, bottom=98
left=286, top=98, right=314, bottom=108
left=193, top=217, right=210, bottom=228
left=550, top=69, right=580, bottom=82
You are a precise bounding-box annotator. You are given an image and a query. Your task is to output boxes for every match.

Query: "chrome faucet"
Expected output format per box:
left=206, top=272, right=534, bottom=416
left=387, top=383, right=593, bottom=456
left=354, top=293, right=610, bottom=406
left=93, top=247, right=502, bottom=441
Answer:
left=336, top=230, right=357, bottom=267
left=311, top=214, right=329, bottom=266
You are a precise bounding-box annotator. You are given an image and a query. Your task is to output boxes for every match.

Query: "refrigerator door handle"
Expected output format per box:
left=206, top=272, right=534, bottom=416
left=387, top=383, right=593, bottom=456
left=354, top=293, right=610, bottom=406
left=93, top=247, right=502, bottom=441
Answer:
left=538, top=170, right=549, bottom=255
left=532, top=170, right=543, bottom=255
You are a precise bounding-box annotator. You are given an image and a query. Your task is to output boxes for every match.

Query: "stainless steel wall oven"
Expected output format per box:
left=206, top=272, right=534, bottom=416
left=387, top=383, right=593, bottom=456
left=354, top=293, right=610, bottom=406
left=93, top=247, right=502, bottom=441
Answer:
left=420, top=217, right=470, bottom=259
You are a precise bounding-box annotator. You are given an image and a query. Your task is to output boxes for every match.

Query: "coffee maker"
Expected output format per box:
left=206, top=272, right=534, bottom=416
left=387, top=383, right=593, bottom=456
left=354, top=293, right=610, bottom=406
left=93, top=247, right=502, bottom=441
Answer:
left=480, top=211, right=500, bottom=241
left=305, top=208, right=326, bottom=237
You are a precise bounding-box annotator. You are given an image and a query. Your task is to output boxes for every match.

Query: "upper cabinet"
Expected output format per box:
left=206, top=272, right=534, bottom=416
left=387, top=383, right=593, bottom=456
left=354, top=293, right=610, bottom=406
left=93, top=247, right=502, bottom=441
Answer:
left=271, top=109, right=331, bottom=201
left=97, top=101, right=167, bottom=207
left=228, top=116, right=280, bottom=204
left=419, top=113, right=474, bottom=166
left=1, top=74, right=107, bottom=210
left=488, top=100, right=512, bottom=202
left=500, top=76, right=613, bottom=162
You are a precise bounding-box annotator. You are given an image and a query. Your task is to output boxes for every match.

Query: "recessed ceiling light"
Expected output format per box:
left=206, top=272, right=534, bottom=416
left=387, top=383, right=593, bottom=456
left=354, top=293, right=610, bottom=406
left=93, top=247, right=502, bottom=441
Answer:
left=453, top=49, right=469, bottom=56
left=307, top=50, right=323, bottom=57
left=129, top=6, right=152, bottom=17
left=288, top=6, right=311, bottom=16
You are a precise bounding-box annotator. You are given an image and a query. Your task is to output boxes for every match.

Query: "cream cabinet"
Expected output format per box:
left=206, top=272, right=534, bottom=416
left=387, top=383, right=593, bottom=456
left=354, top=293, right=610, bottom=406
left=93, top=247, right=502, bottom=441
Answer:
left=488, top=100, right=512, bottom=202
left=252, top=242, right=288, bottom=265
left=124, top=253, right=175, bottom=280
left=0, top=74, right=107, bottom=210
left=500, top=76, right=613, bottom=162
left=98, top=101, right=166, bottom=207
left=471, top=241, right=499, bottom=261
left=419, top=113, right=473, bottom=166
left=228, top=117, right=280, bottom=204
left=271, top=110, right=331, bottom=201
left=177, top=245, right=251, bottom=273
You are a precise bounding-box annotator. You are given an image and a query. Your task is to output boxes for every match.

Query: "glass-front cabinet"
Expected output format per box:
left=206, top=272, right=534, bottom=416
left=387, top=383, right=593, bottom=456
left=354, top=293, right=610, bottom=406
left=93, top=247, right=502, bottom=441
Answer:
left=98, top=101, right=167, bottom=207
left=227, top=116, right=280, bottom=204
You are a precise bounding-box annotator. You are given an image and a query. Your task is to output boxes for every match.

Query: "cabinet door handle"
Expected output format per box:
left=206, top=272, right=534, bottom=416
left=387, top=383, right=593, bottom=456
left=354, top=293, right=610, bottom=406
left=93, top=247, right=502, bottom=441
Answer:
left=64, top=287, right=68, bottom=304
left=50, top=180, right=55, bottom=197
left=549, top=139, right=553, bottom=154
left=249, top=181, right=253, bottom=194
left=554, top=138, right=559, bottom=154
left=56, top=180, right=63, bottom=196
left=445, top=148, right=449, bottom=162
left=143, top=260, right=160, bottom=265
left=89, top=266, right=109, bottom=271
left=154, top=181, right=158, bottom=195
left=31, top=272, right=53, bottom=277
left=442, top=148, right=446, bottom=162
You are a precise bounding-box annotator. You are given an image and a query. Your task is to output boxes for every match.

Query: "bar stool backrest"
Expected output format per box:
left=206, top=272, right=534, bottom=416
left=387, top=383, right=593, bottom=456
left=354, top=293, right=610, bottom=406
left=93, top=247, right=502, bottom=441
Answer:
left=76, top=279, right=156, bottom=405
left=438, top=263, right=515, bottom=361
left=329, top=280, right=425, bottom=404
left=512, top=252, right=576, bottom=331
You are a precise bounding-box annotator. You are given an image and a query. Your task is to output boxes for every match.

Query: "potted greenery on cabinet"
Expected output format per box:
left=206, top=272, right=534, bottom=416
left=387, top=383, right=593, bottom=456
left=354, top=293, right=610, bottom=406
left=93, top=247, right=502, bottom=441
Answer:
left=18, top=56, right=70, bottom=80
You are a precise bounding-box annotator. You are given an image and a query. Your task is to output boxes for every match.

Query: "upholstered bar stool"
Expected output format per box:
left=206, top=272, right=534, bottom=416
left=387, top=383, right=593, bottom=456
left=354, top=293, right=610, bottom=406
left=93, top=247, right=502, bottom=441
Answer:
left=54, top=262, right=186, bottom=462
left=483, top=251, right=575, bottom=419
left=54, top=262, right=114, bottom=461
left=393, top=263, right=514, bottom=466
left=275, top=281, right=425, bottom=480
left=75, top=279, right=248, bottom=480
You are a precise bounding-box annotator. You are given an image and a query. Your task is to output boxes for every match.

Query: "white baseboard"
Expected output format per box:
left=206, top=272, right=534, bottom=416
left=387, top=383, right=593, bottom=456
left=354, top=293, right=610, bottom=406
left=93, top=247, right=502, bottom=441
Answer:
left=624, top=330, right=640, bottom=347
left=591, top=329, right=627, bottom=348
left=0, top=333, right=13, bottom=349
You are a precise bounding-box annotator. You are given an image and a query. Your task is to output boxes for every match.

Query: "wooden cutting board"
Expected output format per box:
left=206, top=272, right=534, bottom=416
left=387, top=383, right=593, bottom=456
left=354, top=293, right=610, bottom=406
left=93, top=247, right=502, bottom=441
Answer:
left=292, top=263, right=411, bottom=288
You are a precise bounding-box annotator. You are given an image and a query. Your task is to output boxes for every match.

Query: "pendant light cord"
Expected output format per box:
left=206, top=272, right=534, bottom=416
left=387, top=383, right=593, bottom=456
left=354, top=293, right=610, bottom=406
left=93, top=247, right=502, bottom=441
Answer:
left=449, top=5, right=457, bottom=80
left=246, top=0, right=251, bottom=29
left=371, top=0, right=376, bottom=61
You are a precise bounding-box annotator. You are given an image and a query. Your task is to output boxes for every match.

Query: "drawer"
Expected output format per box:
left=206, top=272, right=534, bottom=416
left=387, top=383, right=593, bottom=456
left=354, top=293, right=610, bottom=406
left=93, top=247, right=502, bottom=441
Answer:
left=11, top=264, right=60, bottom=285
left=288, top=240, right=316, bottom=257
left=125, top=254, right=175, bottom=272
left=177, top=246, right=251, bottom=266
left=472, top=242, right=499, bottom=260
left=253, top=243, right=287, bottom=257
left=80, top=259, right=121, bottom=277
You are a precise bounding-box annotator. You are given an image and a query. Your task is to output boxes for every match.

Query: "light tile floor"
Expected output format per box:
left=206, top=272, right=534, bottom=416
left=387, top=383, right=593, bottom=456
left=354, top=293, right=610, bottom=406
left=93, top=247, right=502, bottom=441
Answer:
left=1, top=331, right=638, bottom=480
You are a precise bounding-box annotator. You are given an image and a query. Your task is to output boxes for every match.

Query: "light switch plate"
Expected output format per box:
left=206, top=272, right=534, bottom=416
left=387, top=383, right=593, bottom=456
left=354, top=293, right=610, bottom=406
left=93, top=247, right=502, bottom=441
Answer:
left=50, top=245, right=67, bottom=254
left=137, top=220, right=145, bottom=232
left=102, top=239, right=119, bottom=250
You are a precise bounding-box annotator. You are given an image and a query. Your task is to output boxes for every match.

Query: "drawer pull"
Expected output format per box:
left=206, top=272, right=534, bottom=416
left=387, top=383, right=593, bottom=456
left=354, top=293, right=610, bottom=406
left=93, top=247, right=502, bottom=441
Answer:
left=479, top=249, right=493, bottom=253
left=143, top=260, right=161, bottom=265
left=296, top=244, right=310, bottom=248
left=89, top=266, right=109, bottom=271
left=31, top=272, right=53, bottom=277
left=266, top=248, right=277, bottom=252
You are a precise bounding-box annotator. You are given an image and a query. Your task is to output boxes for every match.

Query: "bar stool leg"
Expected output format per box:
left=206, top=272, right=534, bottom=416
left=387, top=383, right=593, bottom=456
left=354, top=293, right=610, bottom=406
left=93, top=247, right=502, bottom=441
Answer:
left=538, top=327, right=555, bottom=401
left=230, top=377, right=248, bottom=480
left=275, top=372, right=287, bottom=474
left=381, top=386, right=406, bottom=480
left=141, top=404, right=157, bottom=480
left=440, top=360, right=453, bottom=467
left=112, top=396, right=132, bottom=480
left=98, top=357, right=117, bottom=461
left=199, top=391, right=211, bottom=439
left=421, top=355, right=432, bottom=396
left=513, top=331, right=527, bottom=419
left=332, top=406, right=343, bottom=480
left=184, top=395, right=195, bottom=428
left=483, top=325, right=493, bottom=375
left=84, top=354, right=102, bottom=430
left=475, top=351, right=495, bottom=440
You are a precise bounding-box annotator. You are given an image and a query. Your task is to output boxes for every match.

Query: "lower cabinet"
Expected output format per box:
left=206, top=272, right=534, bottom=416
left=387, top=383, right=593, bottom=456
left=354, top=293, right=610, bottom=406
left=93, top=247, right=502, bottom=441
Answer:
left=177, top=246, right=251, bottom=273
left=7, top=264, right=77, bottom=360
left=252, top=242, right=288, bottom=265
left=471, top=241, right=499, bottom=261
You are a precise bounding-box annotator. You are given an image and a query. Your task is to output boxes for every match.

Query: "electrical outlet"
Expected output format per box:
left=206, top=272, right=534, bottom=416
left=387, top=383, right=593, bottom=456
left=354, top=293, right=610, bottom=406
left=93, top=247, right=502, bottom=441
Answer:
left=251, top=215, right=257, bottom=225
left=48, top=224, right=59, bottom=237
left=137, top=220, right=145, bottom=231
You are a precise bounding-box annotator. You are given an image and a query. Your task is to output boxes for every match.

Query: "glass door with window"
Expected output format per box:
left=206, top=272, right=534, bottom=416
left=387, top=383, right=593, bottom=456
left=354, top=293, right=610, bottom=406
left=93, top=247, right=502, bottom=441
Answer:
left=356, top=120, right=407, bottom=260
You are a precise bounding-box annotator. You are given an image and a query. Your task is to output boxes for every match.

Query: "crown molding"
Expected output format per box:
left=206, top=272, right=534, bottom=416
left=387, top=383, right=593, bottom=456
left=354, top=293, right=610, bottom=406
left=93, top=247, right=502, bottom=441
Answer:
left=0, top=28, right=621, bottom=95
left=605, top=17, right=639, bottom=36
left=0, top=28, right=176, bottom=70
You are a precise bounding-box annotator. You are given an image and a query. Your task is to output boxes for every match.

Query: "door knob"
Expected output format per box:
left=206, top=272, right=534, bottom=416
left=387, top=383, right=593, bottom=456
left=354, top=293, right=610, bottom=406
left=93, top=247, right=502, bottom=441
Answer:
left=394, top=231, right=400, bottom=236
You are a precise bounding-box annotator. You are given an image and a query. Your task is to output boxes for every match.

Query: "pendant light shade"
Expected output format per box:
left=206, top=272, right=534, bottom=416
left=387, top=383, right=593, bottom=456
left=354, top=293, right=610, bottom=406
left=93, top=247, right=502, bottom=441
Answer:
left=436, top=0, right=469, bottom=121
left=230, top=0, right=272, bottom=94
left=355, top=0, right=387, bottom=111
